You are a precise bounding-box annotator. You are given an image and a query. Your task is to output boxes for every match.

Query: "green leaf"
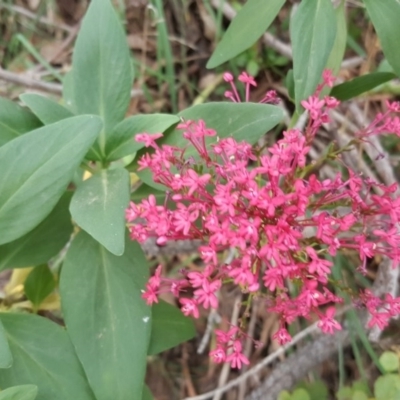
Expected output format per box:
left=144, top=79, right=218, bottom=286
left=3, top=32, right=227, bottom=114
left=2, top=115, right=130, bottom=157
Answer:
left=290, top=0, right=336, bottom=109
left=378, top=59, right=395, bottom=74
left=0, top=319, right=12, bottom=369
left=296, top=380, right=329, bottom=400
left=0, top=385, right=38, bottom=400
left=351, top=391, right=368, bottom=400
left=207, top=0, right=285, bottom=68
left=24, top=265, right=56, bottom=310
left=72, top=0, right=133, bottom=159
left=330, top=72, right=396, bottom=101
left=363, top=0, right=400, bottom=77
left=131, top=183, right=166, bottom=204
left=0, top=313, right=95, bottom=400
left=336, top=387, right=353, bottom=400
left=135, top=169, right=168, bottom=192
left=62, top=71, right=75, bottom=112
left=285, top=69, right=295, bottom=101
left=325, top=0, right=347, bottom=77
left=142, top=385, right=154, bottom=400
left=0, top=96, right=41, bottom=147
left=379, top=351, right=399, bottom=373
left=291, top=388, right=311, bottom=400
left=148, top=300, right=196, bottom=355
left=105, top=114, right=179, bottom=161
left=60, top=232, right=151, bottom=400
left=374, top=374, right=400, bottom=400
left=70, top=167, right=130, bottom=256
left=20, top=94, right=74, bottom=125
left=0, top=192, right=73, bottom=271
left=0, top=115, right=102, bottom=246
left=351, top=381, right=370, bottom=396
left=277, top=391, right=291, bottom=400
left=161, top=102, right=283, bottom=157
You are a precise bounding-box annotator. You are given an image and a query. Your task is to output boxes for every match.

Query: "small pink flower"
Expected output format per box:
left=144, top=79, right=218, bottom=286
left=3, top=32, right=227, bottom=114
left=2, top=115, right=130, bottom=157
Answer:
left=367, top=312, right=390, bottom=330
left=182, top=169, right=211, bottom=196
left=322, top=69, right=336, bottom=87
left=194, top=280, right=221, bottom=309
left=223, top=72, right=234, bottom=82
left=210, top=346, right=226, bottom=363
left=272, top=328, right=291, bottom=345
left=125, top=201, right=142, bottom=222
left=215, top=327, right=238, bottom=344
left=179, top=298, right=200, bottom=318
left=301, top=96, right=325, bottom=119
left=148, top=265, right=162, bottom=288
left=324, top=96, right=340, bottom=108
left=187, top=269, right=210, bottom=288
left=386, top=100, right=400, bottom=112
left=142, top=286, right=158, bottom=305
left=263, top=268, right=284, bottom=291
left=199, top=246, right=218, bottom=265
left=224, top=90, right=236, bottom=102
left=260, top=90, right=279, bottom=104
left=226, top=341, right=250, bottom=369
left=156, top=236, right=168, bottom=245
left=135, top=132, right=163, bottom=148
left=318, top=307, right=342, bottom=334
left=238, top=72, right=257, bottom=86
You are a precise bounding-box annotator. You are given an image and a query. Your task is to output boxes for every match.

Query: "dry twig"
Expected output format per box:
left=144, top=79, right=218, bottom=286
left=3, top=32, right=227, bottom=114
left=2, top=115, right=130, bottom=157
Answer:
left=238, top=300, right=259, bottom=400
left=0, top=68, right=64, bottom=95
left=0, top=2, right=74, bottom=33
left=245, top=330, right=350, bottom=400
left=0, top=68, right=143, bottom=98
left=181, top=320, right=323, bottom=400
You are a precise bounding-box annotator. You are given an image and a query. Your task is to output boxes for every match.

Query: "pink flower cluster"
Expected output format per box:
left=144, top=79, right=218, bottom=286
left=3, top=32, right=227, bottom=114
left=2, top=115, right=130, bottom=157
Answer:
left=210, top=327, right=250, bottom=368
left=126, top=71, right=400, bottom=367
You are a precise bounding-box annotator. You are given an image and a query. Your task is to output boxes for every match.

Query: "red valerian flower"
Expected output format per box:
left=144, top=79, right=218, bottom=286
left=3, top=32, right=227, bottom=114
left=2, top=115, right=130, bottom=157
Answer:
left=127, top=70, right=400, bottom=368
left=317, top=307, right=342, bottom=334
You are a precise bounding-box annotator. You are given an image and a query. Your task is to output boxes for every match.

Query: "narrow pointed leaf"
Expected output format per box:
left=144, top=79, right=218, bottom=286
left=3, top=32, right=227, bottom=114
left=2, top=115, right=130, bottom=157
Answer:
left=0, top=96, right=41, bottom=147
left=160, top=102, right=283, bottom=157
left=325, top=0, right=347, bottom=76
left=0, top=385, right=38, bottom=400
left=24, top=265, right=56, bottom=309
left=363, top=0, right=400, bottom=77
left=72, top=0, right=133, bottom=158
left=207, top=0, right=285, bottom=68
left=0, top=313, right=95, bottom=400
left=148, top=300, right=196, bottom=355
left=285, top=69, right=295, bottom=101
left=0, top=319, right=12, bottom=369
left=105, top=114, right=179, bottom=161
left=290, top=0, right=336, bottom=109
left=331, top=72, right=396, bottom=101
left=0, top=192, right=73, bottom=271
left=0, top=115, right=102, bottom=245
left=70, top=167, right=130, bottom=255
left=60, top=232, right=151, bottom=400
left=20, top=94, right=74, bottom=125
